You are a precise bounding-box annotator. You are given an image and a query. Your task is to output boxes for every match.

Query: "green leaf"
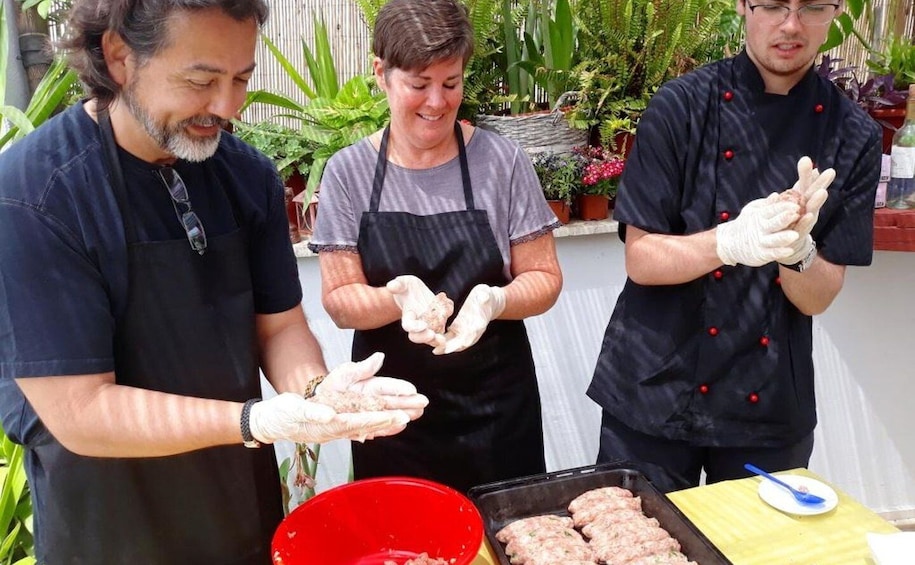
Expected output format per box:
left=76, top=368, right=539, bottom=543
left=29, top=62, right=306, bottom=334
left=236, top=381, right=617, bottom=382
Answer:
left=305, top=13, right=339, bottom=99
left=0, top=106, right=35, bottom=141
left=262, top=34, right=316, bottom=100
left=242, top=90, right=306, bottom=114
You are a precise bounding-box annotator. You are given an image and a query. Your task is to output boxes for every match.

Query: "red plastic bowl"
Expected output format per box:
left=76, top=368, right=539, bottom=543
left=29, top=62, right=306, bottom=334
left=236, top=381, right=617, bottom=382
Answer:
left=271, top=477, right=483, bottom=565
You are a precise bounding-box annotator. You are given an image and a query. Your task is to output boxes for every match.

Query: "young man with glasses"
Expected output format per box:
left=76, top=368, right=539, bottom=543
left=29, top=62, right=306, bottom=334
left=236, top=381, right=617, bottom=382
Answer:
left=0, top=1, right=428, bottom=563
left=587, top=0, right=882, bottom=493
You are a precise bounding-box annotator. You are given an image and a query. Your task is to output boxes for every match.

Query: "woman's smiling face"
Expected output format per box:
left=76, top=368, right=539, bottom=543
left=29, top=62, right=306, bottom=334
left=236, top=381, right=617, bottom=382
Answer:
left=375, top=56, right=465, bottom=151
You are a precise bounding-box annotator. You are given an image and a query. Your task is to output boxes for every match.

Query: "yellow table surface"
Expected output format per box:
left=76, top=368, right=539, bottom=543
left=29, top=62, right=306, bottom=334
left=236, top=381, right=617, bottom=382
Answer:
left=474, top=468, right=898, bottom=565
left=667, top=468, right=898, bottom=565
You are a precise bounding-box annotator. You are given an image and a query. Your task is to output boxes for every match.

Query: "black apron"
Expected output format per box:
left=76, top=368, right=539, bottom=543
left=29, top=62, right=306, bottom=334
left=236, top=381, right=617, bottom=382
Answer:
left=351, top=124, right=545, bottom=493
left=27, top=110, right=282, bottom=564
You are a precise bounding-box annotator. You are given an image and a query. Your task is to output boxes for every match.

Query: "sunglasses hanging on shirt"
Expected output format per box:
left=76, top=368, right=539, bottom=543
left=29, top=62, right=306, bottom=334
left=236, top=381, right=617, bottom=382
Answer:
left=156, top=166, right=207, bottom=255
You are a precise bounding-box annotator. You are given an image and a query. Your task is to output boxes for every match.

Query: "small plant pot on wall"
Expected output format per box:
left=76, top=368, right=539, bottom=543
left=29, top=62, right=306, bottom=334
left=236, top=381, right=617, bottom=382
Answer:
left=576, top=194, right=610, bottom=221
left=547, top=200, right=572, bottom=224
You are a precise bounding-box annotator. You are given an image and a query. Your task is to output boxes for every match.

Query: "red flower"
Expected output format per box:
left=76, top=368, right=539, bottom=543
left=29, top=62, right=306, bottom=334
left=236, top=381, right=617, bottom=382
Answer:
left=574, top=145, right=625, bottom=197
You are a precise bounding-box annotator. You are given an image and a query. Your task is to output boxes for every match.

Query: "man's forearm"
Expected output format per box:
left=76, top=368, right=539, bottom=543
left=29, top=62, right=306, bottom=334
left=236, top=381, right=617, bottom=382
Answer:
left=16, top=374, right=243, bottom=457
left=779, top=257, right=845, bottom=315
left=624, top=226, right=723, bottom=285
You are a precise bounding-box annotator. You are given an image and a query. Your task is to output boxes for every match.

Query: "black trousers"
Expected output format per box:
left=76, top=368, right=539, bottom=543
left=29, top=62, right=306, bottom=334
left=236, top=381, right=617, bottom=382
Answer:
left=597, top=410, right=815, bottom=493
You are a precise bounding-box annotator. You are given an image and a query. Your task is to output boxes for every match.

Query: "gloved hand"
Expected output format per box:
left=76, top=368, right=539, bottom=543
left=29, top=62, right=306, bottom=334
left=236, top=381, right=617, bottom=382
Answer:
left=716, top=193, right=802, bottom=267
left=317, top=352, right=429, bottom=423
left=386, top=275, right=446, bottom=347
left=433, top=284, right=506, bottom=355
left=779, top=156, right=835, bottom=265
left=249, top=353, right=424, bottom=444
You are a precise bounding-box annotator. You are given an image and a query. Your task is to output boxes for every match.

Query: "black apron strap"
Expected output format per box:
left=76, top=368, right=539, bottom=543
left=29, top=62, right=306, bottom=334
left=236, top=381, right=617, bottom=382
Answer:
left=97, top=107, right=138, bottom=244
left=454, top=122, right=475, bottom=210
left=369, top=123, right=475, bottom=212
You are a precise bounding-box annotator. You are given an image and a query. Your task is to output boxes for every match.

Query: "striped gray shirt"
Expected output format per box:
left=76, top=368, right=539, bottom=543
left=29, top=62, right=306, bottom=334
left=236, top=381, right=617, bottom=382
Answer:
left=308, top=127, right=559, bottom=279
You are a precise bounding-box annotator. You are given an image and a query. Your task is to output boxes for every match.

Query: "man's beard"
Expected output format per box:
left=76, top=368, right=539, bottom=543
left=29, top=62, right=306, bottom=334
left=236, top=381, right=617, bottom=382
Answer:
left=122, top=80, right=227, bottom=162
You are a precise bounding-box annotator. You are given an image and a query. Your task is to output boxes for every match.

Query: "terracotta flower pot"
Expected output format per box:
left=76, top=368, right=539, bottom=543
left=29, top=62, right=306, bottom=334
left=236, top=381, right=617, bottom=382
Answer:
left=576, top=194, right=610, bottom=220
left=547, top=200, right=571, bottom=224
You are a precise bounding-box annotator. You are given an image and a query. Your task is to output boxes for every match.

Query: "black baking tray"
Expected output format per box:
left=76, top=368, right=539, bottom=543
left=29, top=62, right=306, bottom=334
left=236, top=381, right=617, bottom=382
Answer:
left=467, top=463, right=731, bottom=565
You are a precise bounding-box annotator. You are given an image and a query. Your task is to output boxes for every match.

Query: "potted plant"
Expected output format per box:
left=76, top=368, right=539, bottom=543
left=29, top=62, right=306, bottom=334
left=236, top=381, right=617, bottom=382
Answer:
left=565, top=0, right=729, bottom=149
left=232, top=120, right=316, bottom=186
left=817, top=53, right=909, bottom=154
left=238, top=12, right=390, bottom=240
left=531, top=150, right=584, bottom=223
left=472, top=0, right=590, bottom=155
left=574, top=145, right=625, bottom=220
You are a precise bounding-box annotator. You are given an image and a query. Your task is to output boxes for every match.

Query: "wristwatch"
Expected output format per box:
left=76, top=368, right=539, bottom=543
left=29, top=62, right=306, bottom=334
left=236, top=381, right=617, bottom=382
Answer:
left=240, top=398, right=261, bottom=448
left=783, top=243, right=817, bottom=273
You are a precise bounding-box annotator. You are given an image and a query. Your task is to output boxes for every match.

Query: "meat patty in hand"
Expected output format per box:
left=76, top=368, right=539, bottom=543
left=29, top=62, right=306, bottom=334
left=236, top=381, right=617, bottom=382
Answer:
left=776, top=188, right=807, bottom=221
left=310, top=389, right=386, bottom=413
left=419, top=292, right=454, bottom=334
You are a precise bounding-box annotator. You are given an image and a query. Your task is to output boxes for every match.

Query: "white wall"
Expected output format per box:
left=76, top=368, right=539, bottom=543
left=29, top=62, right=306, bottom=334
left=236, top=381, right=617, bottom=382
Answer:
left=286, top=230, right=915, bottom=518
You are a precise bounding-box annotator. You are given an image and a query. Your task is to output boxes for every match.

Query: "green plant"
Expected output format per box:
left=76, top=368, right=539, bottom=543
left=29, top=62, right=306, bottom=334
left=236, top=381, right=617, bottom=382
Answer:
left=0, top=427, right=36, bottom=565
left=566, top=0, right=726, bottom=144
left=531, top=150, right=584, bottom=203
left=821, top=0, right=870, bottom=53
left=233, top=120, right=316, bottom=183
left=866, top=34, right=915, bottom=91
left=0, top=57, right=80, bottom=150
left=292, top=74, right=389, bottom=197
left=817, top=54, right=907, bottom=110
left=514, top=0, right=578, bottom=110
left=240, top=12, right=388, bottom=199
left=454, top=0, right=509, bottom=119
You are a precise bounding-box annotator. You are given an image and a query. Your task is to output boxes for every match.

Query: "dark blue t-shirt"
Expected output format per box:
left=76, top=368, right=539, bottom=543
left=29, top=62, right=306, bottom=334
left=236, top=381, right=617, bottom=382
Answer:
left=0, top=102, right=302, bottom=443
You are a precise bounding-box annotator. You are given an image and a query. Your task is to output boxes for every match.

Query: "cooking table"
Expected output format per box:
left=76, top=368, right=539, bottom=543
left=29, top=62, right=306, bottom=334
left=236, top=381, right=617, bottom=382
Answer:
left=472, top=468, right=898, bottom=565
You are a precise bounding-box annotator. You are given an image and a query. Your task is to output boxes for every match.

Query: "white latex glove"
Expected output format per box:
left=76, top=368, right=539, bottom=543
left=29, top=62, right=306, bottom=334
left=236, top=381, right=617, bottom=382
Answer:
left=779, top=156, right=835, bottom=265
left=248, top=393, right=407, bottom=444
left=317, top=352, right=429, bottom=423
left=386, top=275, right=445, bottom=347
left=433, top=284, right=506, bottom=355
left=716, top=193, right=802, bottom=267
left=249, top=353, right=422, bottom=444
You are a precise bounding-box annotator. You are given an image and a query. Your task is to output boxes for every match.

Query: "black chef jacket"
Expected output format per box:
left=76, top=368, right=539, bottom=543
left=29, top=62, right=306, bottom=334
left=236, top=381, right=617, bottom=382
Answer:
left=587, top=51, right=882, bottom=448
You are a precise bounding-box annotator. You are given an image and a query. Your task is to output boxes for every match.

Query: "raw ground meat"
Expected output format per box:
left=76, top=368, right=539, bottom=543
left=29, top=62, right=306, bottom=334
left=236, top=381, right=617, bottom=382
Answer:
left=310, top=389, right=386, bottom=413
left=777, top=188, right=807, bottom=226
left=383, top=554, right=453, bottom=565
left=494, top=485, right=700, bottom=565
left=420, top=292, right=454, bottom=334
left=496, top=514, right=574, bottom=543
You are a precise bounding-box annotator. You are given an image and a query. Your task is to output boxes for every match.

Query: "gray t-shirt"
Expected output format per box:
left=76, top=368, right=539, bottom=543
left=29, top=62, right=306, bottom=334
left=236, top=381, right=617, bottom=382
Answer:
left=308, top=127, right=559, bottom=279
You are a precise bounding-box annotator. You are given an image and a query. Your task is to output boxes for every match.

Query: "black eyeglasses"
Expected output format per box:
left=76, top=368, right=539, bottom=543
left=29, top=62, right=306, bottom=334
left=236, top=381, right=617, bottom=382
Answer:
left=156, top=167, right=207, bottom=255
left=746, top=2, right=840, bottom=26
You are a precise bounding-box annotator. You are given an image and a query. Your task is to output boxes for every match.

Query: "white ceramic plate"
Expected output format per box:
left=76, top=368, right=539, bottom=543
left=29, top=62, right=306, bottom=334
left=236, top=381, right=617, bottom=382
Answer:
left=756, top=474, right=839, bottom=516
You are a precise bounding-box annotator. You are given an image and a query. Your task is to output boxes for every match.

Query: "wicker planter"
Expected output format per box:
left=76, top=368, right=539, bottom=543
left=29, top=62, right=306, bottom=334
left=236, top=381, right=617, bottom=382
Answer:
left=476, top=111, right=588, bottom=155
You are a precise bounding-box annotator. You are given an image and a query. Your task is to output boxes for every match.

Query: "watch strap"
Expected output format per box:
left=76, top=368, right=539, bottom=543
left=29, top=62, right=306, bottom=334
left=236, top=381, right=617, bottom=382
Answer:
left=785, top=243, right=817, bottom=272
left=240, top=398, right=261, bottom=448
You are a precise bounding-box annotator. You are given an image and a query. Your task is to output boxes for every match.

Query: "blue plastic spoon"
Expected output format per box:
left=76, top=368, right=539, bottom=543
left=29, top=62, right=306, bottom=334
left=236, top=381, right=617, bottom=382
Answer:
left=744, top=463, right=826, bottom=505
